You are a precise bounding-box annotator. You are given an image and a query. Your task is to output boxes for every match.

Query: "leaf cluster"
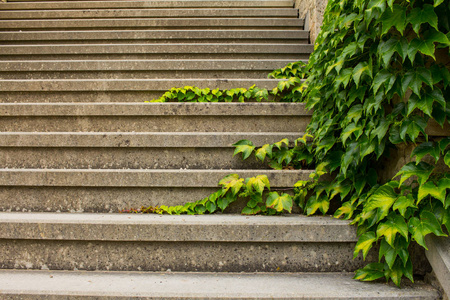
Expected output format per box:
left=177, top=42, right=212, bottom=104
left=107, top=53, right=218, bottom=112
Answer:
left=147, top=85, right=269, bottom=103
left=123, top=174, right=294, bottom=216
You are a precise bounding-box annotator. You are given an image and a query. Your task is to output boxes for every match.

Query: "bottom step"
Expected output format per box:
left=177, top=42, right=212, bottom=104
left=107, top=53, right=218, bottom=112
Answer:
left=0, top=270, right=439, bottom=299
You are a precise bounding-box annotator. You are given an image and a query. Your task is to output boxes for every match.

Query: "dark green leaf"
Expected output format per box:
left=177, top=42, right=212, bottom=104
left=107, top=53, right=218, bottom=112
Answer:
left=407, top=4, right=438, bottom=34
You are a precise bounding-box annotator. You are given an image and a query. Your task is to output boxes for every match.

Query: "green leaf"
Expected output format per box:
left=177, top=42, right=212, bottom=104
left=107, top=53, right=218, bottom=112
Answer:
left=379, top=239, right=397, bottom=269
left=233, top=140, right=255, bottom=160
left=353, top=232, right=377, bottom=260
left=352, top=62, right=372, bottom=87
left=334, top=68, right=353, bottom=89
left=408, top=38, right=435, bottom=62
left=255, top=144, right=273, bottom=162
left=403, top=68, right=433, bottom=97
left=418, top=181, right=446, bottom=204
left=265, top=192, right=293, bottom=213
left=380, top=4, right=406, bottom=35
left=206, top=201, right=217, bottom=213
left=219, top=174, right=244, bottom=196
left=373, top=70, right=395, bottom=95
left=217, top=192, right=236, bottom=212
left=408, top=211, right=447, bottom=249
left=354, top=263, right=385, bottom=281
left=376, top=214, right=409, bottom=247
left=341, top=123, right=363, bottom=145
left=334, top=201, right=357, bottom=219
left=407, top=4, right=438, bottom=34
left=306, top=194, right=330, bottom=215
left=246, top=175, right=270, bottom=195
left=393, top=194, right=416, bottom=217
left=411, top=142, right=440, bottom=164
left=364, top=185, right=398, bottom=222
left=241, top=205, right=261, bottom=215
left=445, top=152, right=450, bottom=168
left=394, top=162, right=434, bottom=186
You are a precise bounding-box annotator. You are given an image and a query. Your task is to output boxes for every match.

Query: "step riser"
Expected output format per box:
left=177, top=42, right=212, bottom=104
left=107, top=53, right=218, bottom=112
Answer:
left=0, top=60, right=301, bottom=79
left=0, top=54, right=310, bottom=61
left=0, top=70, right=276, bottom=80
left=0, top=116, right=309, bottom=132
left=0, top=170, right=309, bottom=187
left=0, top=1, right=295, bottom=10
left=0, top=239, right=368, bottom=273
left=0, top=133, right=301, bottom=169
left=0, top=187, right=223, bottom=213
left=0, top=59, right=300, bottom=72
left=0, top=148, right=269, bottom=170
left=0, top=19, right=303, bottom=30
left=0, top=44, right=312, bottom=56
left=0, top=30, right=309, bottom=42
left=1, top=39, right=308, bottom=45
left=0, top=79, right=281, bottom=91
left=0, top=9, right=299, bottom=19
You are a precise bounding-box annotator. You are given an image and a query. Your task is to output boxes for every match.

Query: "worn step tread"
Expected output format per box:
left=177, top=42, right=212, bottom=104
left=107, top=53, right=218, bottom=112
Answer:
left=0, top=18, right=304, bottom=29
left=0, top=132, right=304, bottom=148
left=0, top=29, right=309, bottom=41
left=0, top=44, right=313, bottom=55
left=0, top=78, right=287, bottom=91
left=0, top=213, right=356, bottom=242
left=0, top=59, right=306, bottom=71
left=0, top=8, right=299, bottom=19
left=0, top=1, right=295, bottom=10
left=0, top=102, right=311, bottom=116
left=0, top=269, right=439, bottom=299
left=0, top=169, right=311, bottom=187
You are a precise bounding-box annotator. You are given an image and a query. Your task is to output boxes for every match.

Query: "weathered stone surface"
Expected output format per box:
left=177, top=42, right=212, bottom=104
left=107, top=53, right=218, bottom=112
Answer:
left=0, top=186, right=222, bottom=213
left=0, top=79, right=282, bottom=92
left=0, top=59, right=307, bottom=79
left=0, top=44, right=312, bottom=56
left=0, top=213, right=374, bottom=272
left=0, top=132, right=302, bottom=148
left=0, top=213, right=358, bottom=242
left=0, top=102, right=311, bottom=116
left=0, top=30, right=309, bottom=42
left=0, top=18, right=304, bottom=29
left=294, top=0, right=327, bottom=43
left=0, top=270, right=439, bottom=299
left=0, top=8, right=299, bottom=19
left=0, top=169, right=311, bottom=187
left=0, top=1, right=295, bottom=10
left=0, top=239, right=374, bottom=273
left=425, top=236, right=450, bottom=299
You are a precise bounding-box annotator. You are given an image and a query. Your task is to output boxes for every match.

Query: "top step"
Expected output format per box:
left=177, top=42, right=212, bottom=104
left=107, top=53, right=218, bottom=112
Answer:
left=0, top=1, right=295, bottom=10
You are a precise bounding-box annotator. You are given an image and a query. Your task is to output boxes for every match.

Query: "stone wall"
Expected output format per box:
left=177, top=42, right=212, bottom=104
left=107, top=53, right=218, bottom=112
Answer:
left=294, top=0, right=328, bottom=44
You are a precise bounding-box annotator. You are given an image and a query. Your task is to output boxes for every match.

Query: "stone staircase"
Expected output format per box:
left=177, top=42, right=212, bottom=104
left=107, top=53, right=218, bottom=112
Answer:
left=0, top=0, right=441, bottom=298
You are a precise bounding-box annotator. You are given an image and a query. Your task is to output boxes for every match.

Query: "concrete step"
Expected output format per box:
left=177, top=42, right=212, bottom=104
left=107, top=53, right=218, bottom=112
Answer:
left=0, top=132, right=302, bottom=170
left=0, top=59, right=307, bottom=79
left=0, top=1, right=295, bottom=10
left=0, top=78, right=296, bottom=102
left=0, top=213, right=376, bottom=272
left=0, top=29, right=309, bottom=44
left=0, top=18, right=304, bottom=30
left=425, top=236, right=450, bottom=299
left=0, top=169, right=312, bottom=212
left=0, top=44, right=312, bottom=56
left=0, top=270, right=439, bottom=299
left=0, top=169, right=310, bottom=187
left=0, top=103, right=311, bottom=132
left=0, top=8, right=299, bottom=19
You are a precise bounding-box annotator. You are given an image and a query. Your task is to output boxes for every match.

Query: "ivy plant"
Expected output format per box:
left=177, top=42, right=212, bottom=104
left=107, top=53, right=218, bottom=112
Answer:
left=126, top=0, right=450, bottom=287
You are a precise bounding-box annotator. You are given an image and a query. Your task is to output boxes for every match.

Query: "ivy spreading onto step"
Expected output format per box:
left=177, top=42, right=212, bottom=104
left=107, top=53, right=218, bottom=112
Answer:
left=123, top=0, right=450, bottom=288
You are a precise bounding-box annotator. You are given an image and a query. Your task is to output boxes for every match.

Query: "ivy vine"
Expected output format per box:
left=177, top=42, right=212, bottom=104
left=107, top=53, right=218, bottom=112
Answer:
left=124, top=0, right=450, bottom=287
